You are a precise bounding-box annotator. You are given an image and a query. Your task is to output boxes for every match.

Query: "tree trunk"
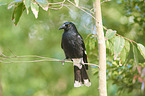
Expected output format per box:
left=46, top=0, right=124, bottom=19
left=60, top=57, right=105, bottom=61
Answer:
left=95, top=0, right=107, bottom=96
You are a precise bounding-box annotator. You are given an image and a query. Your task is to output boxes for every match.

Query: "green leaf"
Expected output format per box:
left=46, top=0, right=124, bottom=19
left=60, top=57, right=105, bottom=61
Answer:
left=8, top=0, right=22, bottom=9
left=36, top=0, right=48, bottom=11
left=74, top=0, right=79, bottom=6
left=0, top=3, right=6, bottom=6
left=105, top=29, right=116, bottom=39
left=120, top=47, right=126, bottom=63
left=133, top=44, right=138, bottom=65
left=12, top=2, right=25, bottom=25
left=12, top=9, right=15, bottom=20
left=120, top=40, right=130, bottom=63
left=31, top=2, right=39, bottom=18
left=106, top=40, right=109, bottom=49
left=124, top=40, right=130, bottom=52
left=107, top=37, right=115, bottom=55
left=114, top=36, right=125, bottom=59
left=137, top=43, right=145, bottom=59
left=23, top=0, right=31, bottom=14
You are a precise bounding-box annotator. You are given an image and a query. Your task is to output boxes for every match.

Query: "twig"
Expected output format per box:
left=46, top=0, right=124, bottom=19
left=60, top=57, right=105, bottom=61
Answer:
left=48, top=0, right=66, bottom=5
left=67, top=0, right=96, bottom=20
left=80, top=6, right=95, bottom=14
left=47, top=0, right=66, bottom=10
left=90, top=8, right=94, bottom=12
left=8, top=48, right=16, bottom=57
left=84, top=63, right=99, bottom=68
left=116, top=33, right=137, bottom=44
left=49, top=3, right=64, bottom=10
left=83, top=24, right=94, bottom=31
left=47, top=0, right=108, bottom=31
left=67, top=0, right=108, bottom=31
left=0, top=55, right=99, bottom=68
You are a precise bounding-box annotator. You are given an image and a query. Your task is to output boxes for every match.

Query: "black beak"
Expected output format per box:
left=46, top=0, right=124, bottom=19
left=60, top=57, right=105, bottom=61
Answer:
left=59, top=24, right=65, bottom=30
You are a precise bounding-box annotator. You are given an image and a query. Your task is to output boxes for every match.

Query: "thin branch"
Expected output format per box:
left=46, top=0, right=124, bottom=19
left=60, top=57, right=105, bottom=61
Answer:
left=47, top=0, right=66, bottom=10
left=49, top=3, right=64, bottom=10
left=8, top=48, right=16, bottom=57
left=0, top=54, right=7, bottom=57
left=83, top=24, right=94, bottom=31
left=90, top=8, right=95, bottom=12
left=116, top=33, right=137, bottom=44
left=67, top=0, right=96, bottom=20
left=48, top=0, right=66, bottom=5
left=47, top=0, right=108, bottom=31
left=0, top=55, right=99, bottom=68
left=67, top=0, right=108, bottom=31
left=80, top=6, right=95, bottom=14
left=84, top=63, right=99, bottom=67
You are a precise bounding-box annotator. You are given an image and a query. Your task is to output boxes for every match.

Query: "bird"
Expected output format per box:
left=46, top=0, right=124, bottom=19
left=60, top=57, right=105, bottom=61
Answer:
left=59, top=22, right=91, bottom=87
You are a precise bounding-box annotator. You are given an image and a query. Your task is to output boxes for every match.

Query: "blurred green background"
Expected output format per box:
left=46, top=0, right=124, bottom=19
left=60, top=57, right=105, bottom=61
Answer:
left=0, top=0, right=145, bottom=96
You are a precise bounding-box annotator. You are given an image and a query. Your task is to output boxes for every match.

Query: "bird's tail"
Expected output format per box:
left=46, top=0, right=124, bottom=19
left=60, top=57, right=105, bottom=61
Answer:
left=72, top=58, right=91, bottom=87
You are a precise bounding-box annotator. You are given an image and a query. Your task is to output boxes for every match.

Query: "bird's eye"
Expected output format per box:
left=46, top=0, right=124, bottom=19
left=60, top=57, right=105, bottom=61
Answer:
left=66, top=24, right=70, bottom=27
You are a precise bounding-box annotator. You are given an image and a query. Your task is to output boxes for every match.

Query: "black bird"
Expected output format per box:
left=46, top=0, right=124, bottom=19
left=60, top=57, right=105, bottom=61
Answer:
left=59, top=22, right=91, bottom=87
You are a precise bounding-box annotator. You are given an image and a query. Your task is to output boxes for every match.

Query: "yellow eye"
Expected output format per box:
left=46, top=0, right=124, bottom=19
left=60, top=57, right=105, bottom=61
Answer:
left=68, top=25, right=70, bottom=27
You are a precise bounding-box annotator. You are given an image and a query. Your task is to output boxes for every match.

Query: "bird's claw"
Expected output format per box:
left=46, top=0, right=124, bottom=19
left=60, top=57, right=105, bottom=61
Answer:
left=61, top=59, right=65, bottom=65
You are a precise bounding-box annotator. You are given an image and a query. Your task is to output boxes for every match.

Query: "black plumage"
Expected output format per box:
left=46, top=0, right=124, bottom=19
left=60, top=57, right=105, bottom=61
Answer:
left=59, top=22, right=91, bottom=87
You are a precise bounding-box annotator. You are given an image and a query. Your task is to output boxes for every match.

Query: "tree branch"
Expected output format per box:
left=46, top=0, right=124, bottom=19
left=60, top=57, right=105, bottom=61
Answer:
left=116, top=33, right=137, bottom=44
left=0, top=55, right=99, bottom=68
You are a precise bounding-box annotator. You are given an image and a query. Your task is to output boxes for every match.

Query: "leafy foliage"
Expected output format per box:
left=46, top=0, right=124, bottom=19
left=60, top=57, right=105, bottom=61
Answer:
left=31, top=1, right=39, bottom=18
left=105, top=29, right=116, bottom=39
left=114, top=36, right=125, bottom=59
left=87, top=27, right=145, bottom=93
left=35, top=0, right=48, bottom=11
left=23, top=0, right=31, bottom=14
left=8, top=0, right=49, bottom=25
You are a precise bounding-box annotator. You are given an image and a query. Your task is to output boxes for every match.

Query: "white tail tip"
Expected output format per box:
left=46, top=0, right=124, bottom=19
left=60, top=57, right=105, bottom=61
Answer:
left=84, top=79, right=91, bottom=87
left=74, top=80, right=91, bottom=87
left=74, top=81, right=82, bottom=87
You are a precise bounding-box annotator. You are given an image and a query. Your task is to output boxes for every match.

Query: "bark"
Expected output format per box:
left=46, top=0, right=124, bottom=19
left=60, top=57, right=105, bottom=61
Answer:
left=95, top=0, right=107, bottom=96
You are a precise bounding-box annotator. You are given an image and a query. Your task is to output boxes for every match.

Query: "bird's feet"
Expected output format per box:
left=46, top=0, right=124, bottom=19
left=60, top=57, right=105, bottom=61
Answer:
left=61, top=58, right=66, bottom=65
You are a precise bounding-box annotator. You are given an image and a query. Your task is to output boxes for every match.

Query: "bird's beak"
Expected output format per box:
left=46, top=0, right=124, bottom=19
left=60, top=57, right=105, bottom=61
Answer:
left=59, top=24, right=65, bottom=30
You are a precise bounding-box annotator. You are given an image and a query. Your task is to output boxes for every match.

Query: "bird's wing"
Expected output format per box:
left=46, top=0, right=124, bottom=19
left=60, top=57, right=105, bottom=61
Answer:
left=61, top=38, right=63, bottom=49
left=76, top=33, right=86, bottom=50
left=76, top=33, right=88, bottom=69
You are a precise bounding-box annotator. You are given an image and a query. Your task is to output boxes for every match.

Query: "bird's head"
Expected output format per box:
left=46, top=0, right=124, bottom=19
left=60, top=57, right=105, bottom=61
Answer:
left=59, top=22, right=76, bottom=31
